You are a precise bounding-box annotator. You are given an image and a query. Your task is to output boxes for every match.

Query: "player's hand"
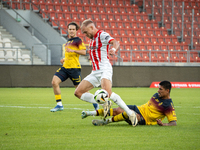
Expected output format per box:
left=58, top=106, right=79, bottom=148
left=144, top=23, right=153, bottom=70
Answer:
left=109, top=48, right=116, bottom=55
left=66, top=47, right=74, bottom=53
left=156, top=119, right=164, bottom=126
left=60, top=58, right=65, bottom=64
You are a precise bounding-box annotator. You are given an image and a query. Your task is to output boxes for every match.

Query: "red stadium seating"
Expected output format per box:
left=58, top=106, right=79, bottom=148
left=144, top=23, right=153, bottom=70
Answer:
left=6, top=0, right=200, bottom=64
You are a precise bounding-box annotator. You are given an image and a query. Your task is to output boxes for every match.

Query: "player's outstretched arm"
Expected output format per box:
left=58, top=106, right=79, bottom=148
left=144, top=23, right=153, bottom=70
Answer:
left=156, top=119, right=177, bottom=126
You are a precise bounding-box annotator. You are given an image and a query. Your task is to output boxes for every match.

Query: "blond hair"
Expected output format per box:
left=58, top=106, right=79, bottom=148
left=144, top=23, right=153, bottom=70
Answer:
left=81, top=19, right=94, bottom=28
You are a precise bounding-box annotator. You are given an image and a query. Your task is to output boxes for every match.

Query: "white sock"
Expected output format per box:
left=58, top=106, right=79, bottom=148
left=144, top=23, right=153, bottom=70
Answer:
left=80, top=93, right=97, bottom=104
left=108, top=118, right=113, bottom=123
left=110, top=92, right=132, bottom=116
left=57, top=101, right=62, bottom=106
left=87, top=111, right=97, bottom=116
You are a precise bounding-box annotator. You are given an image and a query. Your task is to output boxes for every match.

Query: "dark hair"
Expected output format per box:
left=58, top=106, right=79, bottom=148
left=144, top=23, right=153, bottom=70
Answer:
left=67, top=22, right=80, bottom=30
left=159, top=81, right=172, bottom=93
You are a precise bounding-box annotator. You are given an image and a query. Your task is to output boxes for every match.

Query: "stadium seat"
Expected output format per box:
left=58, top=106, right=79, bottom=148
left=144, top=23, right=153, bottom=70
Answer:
left=4, top=48, right=15, bottom=61
left=112, top=29, right=119, bottom=37
left=107, top=14, right=115, bottom=21
left=63, top=13, right=71, bottom=20
left=124, top=45, right=132, bottom=51
left=120, top=14, right=128, bottom=22
left=75, top=0, right=82, bottom=5
left=96, top=0, right=103, bottom=6
left=120, top=30, right=127, bottom=36
left=178, top=51, right=188, bottom=62
left=93, top=14, right=100, bottom=21
left=170, top=51, right=179, bottom=62
left=90, top=6, right=98, bottom=13
left=120, top=51, right=131, bottom=62
left=112, top=7, right=119, bottom=14
left=139, top=45, right=146, bottom=51
left=121, top=37, right=129, bottom=45
left=127, top=30, right=133, bottom=37
left=90, top=0, right=96, bottom=5
left=0, top=49, right=5, bottom=61
left=115, top=37, right=121, bottom=43
left=190, top=51, right=200, bottom=62
left=146, top=45, right=153, bottom=51
left=60, top=0, right=67, bottom=5
left=110, top=22, right=116, bottom=29
left=95, top=22, right=102, bottom=28
left=115, top=14, right=121, bottom=21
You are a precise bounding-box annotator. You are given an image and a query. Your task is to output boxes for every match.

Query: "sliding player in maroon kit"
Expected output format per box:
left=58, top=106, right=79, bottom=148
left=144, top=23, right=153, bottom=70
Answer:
left=82, top=81, right=177, bottom=127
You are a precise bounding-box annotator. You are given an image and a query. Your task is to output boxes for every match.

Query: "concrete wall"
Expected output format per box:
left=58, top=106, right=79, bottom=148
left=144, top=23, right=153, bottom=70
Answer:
left=0, top=65, right=199, bottom=87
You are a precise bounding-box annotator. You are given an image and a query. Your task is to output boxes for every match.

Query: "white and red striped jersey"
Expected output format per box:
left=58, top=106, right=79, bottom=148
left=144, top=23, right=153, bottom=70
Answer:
left=89, top=30, right=114, bottom=71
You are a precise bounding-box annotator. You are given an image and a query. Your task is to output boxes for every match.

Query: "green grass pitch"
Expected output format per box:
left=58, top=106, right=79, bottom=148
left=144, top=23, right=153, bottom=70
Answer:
left=0, top=87, right=200, bottom=150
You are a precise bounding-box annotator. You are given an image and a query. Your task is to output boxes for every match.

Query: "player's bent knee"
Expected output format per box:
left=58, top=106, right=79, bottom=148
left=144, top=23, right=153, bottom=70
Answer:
left=74, top=89, right=81, bottom=98
left=51, top=79, right=59, bottom=87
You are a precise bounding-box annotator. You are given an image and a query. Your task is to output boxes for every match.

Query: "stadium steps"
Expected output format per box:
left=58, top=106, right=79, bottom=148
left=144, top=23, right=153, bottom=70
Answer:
left=0, top=26, right=45, bottom=65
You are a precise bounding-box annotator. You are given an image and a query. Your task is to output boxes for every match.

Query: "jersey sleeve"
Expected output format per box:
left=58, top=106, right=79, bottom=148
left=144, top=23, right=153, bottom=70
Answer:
left=78, top=38, right=86, bottom=50
left=165, top=102, right=177, bottom=122
left=100, top=32, right=114, bottom=44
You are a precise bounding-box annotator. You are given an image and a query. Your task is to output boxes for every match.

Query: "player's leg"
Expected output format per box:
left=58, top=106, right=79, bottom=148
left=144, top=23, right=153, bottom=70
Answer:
left=81, top=107, right=116, bottom=119
left=51, top=67, right=68, bottom=112
left=101, top=78, right=138, bottom=126
left=92, top=109, right=140, bottom=126
left=51, top=75, right=64, bottom=112
left=74, top=80, right=97, bottom=103
left=75, top=72, right=101, bottom=104
left=71, top=69, right=99, bottom=110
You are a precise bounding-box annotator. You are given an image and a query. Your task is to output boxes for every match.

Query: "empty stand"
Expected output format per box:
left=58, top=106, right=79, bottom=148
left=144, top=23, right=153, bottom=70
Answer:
left=6, top=0, right=200, bottom=64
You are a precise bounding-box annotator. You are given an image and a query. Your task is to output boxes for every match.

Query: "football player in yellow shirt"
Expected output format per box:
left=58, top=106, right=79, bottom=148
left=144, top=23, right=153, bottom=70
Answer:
left=51, top=22, right=98, bottom=112
left=82, top=81, right=177, bottom=126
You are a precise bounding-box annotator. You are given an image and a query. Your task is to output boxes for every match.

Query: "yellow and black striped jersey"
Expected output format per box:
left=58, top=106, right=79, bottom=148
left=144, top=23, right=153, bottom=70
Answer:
left=63, top=37, right=86, bottom=69
left=138, top=93, right=177, bottom=125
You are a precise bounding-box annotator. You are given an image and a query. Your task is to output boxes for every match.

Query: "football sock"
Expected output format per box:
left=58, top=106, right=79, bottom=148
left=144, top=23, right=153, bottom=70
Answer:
left=109, top=112, right=128, bottom=123
left=55, top=94, right=62, bottom=106
left=110, top=92, right=133, bottom=116
left=87, top=111, right=97, bottom=116
left=80, top=93, right=97, bottom=104
left=96, top=109, right=104, bottom=116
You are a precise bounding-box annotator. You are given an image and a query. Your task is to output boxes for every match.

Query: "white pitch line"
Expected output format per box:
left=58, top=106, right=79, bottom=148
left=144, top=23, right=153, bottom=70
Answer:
left=0, top=105, right=83, bottom=110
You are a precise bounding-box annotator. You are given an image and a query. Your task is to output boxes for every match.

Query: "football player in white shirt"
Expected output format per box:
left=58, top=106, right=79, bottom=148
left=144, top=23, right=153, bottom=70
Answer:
left=74, top=19, right=138, bottom=126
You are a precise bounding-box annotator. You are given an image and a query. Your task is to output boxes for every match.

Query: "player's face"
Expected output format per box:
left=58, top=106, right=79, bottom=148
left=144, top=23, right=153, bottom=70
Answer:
left=68, top=25, right=77, bottom=38
left=81, top=26, right=93, bottom=39
left=158, top=85, right=169, bottom=99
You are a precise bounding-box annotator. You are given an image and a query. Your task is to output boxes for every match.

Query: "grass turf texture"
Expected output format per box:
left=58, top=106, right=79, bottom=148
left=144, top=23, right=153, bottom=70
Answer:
left=0, top=88, right=199, bottom=150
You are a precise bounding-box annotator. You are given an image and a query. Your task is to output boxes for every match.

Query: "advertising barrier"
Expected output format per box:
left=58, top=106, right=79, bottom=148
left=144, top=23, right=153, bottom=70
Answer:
left=150, top=82, right=200, bottom=88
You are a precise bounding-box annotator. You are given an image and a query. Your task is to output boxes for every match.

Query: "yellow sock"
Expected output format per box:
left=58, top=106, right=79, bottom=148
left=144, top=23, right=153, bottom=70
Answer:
left=113, top=112, right=129, bottom=122
left=97, top=109, right=104, bottom=116
left=97, top=108, right=113, bottom=116
left=55, top=94, right=61, bottom=101
left=109, top=108, right=113, bottom=116
left=55, top=94, right=62, bottom=106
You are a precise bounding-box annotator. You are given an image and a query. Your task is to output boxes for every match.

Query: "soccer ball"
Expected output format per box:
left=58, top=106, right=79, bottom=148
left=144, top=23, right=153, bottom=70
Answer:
left=94, top=89, right=109, bottom=104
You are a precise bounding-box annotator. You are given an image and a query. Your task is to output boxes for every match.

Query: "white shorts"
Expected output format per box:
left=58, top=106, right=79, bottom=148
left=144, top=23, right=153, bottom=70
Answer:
left=83, top=68, right=113, bottom=87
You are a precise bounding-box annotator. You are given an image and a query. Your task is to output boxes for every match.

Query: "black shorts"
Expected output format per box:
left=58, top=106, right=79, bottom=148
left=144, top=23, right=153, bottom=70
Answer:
left=54, top=67, right=82, bottom=85
left=124, top=105, right=146, bottom=125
